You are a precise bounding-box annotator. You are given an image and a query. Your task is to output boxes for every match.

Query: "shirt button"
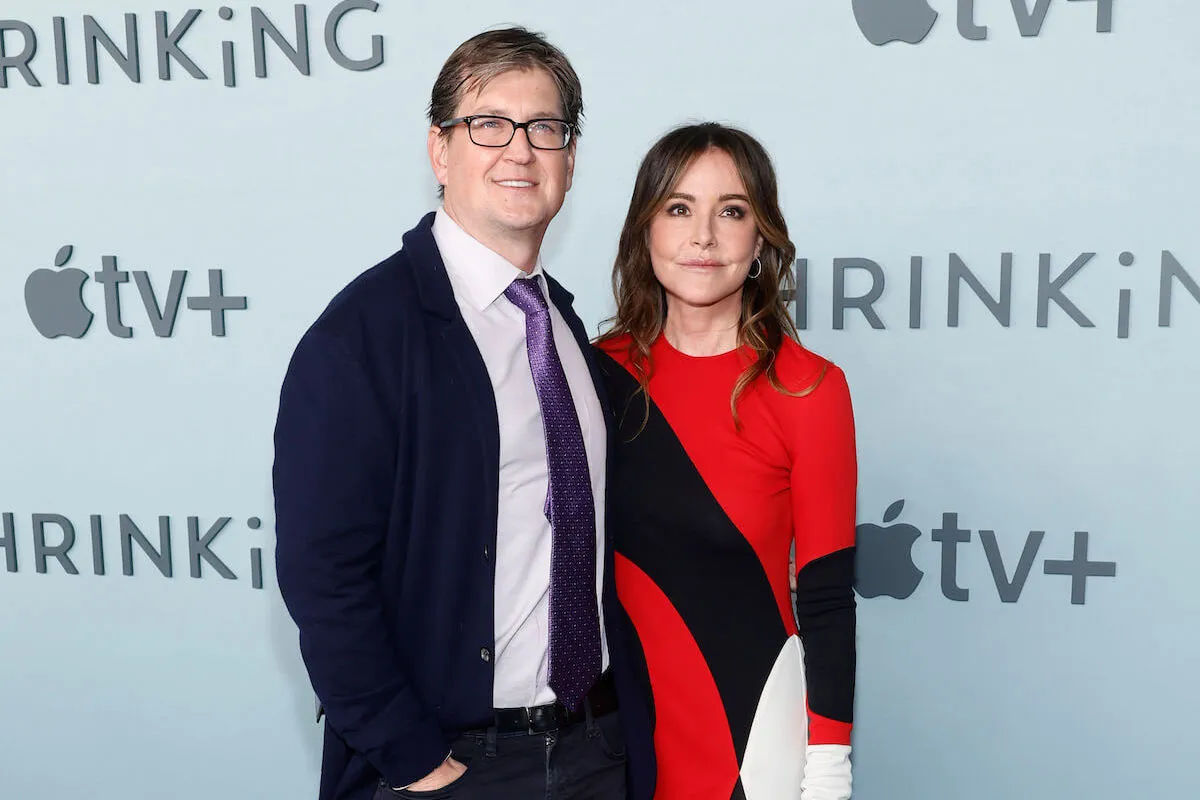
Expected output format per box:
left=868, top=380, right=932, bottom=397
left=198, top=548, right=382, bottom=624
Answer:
left=480, top=647, right=492, bottom=663
left=483, top=545, right=491, bottom=560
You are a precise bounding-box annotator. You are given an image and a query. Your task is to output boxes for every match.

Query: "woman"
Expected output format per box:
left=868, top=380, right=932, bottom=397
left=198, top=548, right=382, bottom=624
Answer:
left=595, top=123, right=857, bottom=800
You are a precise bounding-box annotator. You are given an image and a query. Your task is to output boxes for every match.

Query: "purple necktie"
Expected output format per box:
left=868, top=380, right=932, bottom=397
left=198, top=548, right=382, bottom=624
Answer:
left=504, top=277, right=601, bottom=712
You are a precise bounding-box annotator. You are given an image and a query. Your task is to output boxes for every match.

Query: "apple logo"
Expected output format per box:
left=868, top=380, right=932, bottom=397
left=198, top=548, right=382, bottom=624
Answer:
left=24, top=245, right=93, bottom=339
left=852, top=0, right=939, bottom=46
left=855, top=499, right=924, bottom=599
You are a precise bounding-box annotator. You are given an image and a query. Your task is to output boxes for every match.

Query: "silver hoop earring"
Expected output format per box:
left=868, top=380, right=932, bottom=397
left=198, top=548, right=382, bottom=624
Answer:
left=747, top=257, right=762, bottom=280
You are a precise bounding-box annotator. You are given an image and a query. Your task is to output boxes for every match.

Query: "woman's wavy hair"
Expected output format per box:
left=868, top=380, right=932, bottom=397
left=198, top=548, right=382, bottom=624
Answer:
left=597, top=122, right=823, bottom=427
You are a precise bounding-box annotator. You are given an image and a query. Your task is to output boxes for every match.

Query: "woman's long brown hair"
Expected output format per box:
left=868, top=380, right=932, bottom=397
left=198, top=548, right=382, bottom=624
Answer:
left=597, top=122, right=823, bottom=427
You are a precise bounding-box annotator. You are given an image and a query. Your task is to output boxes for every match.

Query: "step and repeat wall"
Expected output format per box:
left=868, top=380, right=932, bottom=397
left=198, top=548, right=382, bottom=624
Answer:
left=2, top=1, right=1196, bottom=797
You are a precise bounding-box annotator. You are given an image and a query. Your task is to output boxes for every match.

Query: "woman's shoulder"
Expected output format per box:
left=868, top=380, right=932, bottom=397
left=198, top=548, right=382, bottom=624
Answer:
left=777, top=337, right=841, bottom=379
left=593, top=332, right=634, bottom=364
left=772, top=338, right=851, bottom=404
left=590, top=334, right=650, bottom=415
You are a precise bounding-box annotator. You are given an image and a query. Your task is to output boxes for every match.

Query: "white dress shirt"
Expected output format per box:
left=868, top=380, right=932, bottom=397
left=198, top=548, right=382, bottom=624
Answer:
left=432, top=208, right=609, bottom=709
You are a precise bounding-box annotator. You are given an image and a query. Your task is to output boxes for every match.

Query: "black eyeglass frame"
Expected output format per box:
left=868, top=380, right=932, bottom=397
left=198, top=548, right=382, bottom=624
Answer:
left=437, top=115, right=575, bottom=150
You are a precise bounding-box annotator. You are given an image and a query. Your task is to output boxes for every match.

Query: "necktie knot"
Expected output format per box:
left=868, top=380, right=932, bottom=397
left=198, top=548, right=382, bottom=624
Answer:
left=504, top=277, right=549, bottom=316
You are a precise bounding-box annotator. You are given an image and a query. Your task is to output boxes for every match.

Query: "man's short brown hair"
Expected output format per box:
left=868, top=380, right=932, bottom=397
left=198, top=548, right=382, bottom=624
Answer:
left=428, top=27, right=584, bottom=136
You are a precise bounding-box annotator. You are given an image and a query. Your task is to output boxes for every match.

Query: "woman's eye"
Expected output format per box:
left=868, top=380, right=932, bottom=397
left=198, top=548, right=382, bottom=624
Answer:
left=666, top=204, right=689, bottom=216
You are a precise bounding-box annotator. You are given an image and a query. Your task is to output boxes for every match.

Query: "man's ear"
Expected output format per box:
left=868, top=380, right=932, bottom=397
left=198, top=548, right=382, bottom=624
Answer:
left=564, top=140, right=576, bottom=193
left=428, top=126, right=450, bottom=187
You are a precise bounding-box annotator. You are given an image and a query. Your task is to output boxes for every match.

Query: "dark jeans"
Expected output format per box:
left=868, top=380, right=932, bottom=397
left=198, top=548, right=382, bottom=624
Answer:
left=374, top=709, right=627, bottom=800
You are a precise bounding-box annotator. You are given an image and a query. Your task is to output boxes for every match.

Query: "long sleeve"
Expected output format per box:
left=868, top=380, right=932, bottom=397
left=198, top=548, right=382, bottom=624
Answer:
left=790, top=364, right=857, bottom=799
left=272, top=330, right=448, bottom=787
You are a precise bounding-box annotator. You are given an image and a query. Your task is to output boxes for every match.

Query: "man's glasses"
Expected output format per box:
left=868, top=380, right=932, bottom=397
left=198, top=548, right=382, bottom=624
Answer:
left=438, top=115, right=574, bottom=150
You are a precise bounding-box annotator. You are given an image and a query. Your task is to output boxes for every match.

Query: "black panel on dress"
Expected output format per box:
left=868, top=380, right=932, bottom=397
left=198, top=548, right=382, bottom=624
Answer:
left=595, top=350, right=788, bottom=767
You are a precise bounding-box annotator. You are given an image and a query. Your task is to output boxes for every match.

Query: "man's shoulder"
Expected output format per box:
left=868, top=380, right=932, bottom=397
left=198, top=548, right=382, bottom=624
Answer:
left=314, top=248, right=414, bottom=331
left=306, top=213, right=440, bottom=342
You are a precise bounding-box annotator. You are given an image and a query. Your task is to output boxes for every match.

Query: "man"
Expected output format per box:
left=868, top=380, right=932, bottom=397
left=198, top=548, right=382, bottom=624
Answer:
left=273, top=27, right=653, bottom=800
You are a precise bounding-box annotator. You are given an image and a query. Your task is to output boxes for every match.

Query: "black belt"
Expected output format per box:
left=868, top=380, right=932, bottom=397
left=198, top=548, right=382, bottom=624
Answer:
left=489, top=671, right=618, bottom=735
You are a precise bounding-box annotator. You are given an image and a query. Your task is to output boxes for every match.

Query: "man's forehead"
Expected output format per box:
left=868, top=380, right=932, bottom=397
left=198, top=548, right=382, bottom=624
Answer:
left=456, top=68, right=562, bottom=113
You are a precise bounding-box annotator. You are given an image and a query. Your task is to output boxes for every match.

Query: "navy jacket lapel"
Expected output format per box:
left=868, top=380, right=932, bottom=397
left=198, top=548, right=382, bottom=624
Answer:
left=403, top=212, right=501, bottom=484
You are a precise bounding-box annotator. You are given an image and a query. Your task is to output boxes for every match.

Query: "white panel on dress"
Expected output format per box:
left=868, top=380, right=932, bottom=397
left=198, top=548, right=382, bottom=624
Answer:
left=739, top=634, right=808, bottom=800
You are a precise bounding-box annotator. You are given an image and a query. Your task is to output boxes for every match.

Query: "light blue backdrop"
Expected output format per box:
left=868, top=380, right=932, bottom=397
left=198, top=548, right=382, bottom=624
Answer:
left=1, top=1, right=1196, bottom=798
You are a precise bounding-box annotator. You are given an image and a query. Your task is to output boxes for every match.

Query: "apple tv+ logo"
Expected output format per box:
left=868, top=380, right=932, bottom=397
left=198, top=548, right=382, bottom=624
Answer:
left=851, top=0, right=1114, bottom=46
left=23, top=245, right=247, bottom=339
left=854, top=500, right=1117, bottom=604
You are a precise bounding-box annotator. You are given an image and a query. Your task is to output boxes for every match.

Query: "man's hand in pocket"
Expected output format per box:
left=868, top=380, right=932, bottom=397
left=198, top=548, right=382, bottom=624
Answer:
left=396, top=756, right=467, bottom=792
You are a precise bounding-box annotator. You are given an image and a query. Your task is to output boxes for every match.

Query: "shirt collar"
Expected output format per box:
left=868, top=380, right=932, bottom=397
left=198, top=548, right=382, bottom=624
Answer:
left=433, top=207, right=547, bottom=312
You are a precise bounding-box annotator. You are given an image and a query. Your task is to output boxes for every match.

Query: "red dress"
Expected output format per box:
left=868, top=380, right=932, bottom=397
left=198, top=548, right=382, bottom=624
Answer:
left=596, top=334, right=857, bottom=800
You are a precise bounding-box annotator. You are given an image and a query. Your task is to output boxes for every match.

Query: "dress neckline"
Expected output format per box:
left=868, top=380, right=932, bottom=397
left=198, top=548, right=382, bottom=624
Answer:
left=654, top=333, right=749, bottom=369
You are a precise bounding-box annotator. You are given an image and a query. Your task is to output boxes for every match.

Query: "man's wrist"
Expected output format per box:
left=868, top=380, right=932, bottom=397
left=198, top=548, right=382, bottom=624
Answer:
left=392, top=751, right=455, bottom=790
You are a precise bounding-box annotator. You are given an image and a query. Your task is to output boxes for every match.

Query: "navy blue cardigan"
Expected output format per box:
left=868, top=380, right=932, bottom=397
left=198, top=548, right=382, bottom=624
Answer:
left=272, top=212, right=654, bottom=800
